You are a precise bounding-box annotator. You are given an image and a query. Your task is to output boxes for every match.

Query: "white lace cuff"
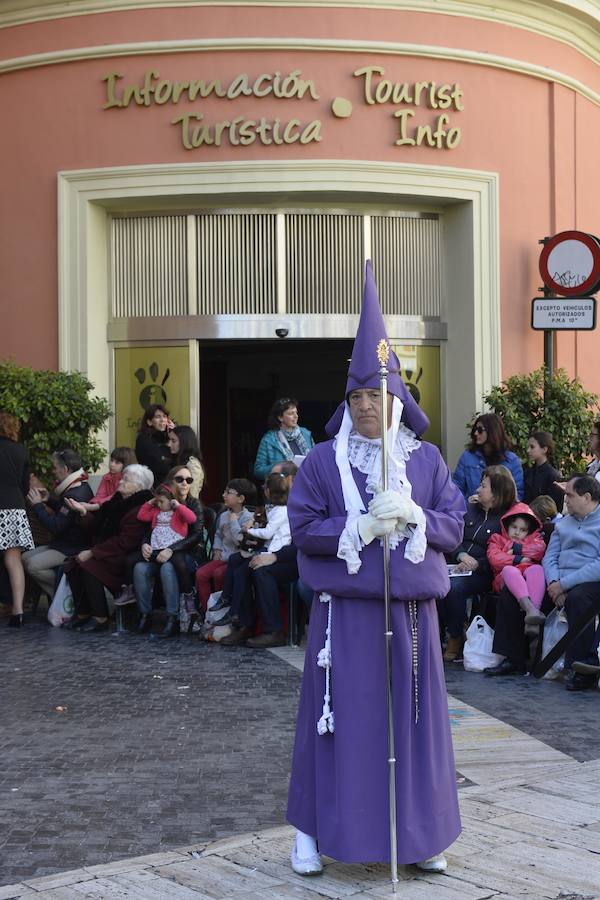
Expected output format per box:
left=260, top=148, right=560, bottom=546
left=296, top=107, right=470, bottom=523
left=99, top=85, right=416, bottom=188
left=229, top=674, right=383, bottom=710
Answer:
left=397, top=501, right=427, bottom=564
left=337, top=511, right=363, bottom=574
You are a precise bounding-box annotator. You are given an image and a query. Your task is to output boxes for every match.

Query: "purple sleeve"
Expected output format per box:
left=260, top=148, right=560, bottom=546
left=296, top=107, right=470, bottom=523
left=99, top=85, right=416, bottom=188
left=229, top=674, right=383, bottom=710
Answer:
left=288, top=452, right=348, bottom=556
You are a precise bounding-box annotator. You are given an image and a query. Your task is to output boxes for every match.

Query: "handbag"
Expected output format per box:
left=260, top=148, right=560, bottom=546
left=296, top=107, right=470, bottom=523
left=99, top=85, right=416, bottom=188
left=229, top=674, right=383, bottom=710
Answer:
left=463, top=615, right=504, bottom=672
left=541, top=607, right=569, bottom=679
left=47, top=573, right=75, bottom=627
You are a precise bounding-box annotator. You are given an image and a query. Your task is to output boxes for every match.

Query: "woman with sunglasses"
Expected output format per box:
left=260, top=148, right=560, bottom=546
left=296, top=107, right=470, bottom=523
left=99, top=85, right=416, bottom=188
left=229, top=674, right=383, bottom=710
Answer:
left=253, top=397, right=314, bottom=482
left=453, top=413, right=524, bottom=503
left=133, top=465, right=206, bottom=638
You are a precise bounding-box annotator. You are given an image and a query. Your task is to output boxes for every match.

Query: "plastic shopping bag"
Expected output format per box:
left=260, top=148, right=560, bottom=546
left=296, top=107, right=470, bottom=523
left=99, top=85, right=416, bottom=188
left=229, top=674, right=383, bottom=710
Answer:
left=541, top=607, right=569, bottom=679
left=463, top=615, right=504, bottom=672
left=47, top=573, right=75, bottom=627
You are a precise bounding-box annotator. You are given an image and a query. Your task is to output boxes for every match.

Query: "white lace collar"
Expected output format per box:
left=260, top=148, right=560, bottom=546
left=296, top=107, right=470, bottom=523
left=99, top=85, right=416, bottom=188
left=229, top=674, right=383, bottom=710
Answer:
left=347, top=425, right=421, bottom=497
left=334, top=403, right=426, bottom=566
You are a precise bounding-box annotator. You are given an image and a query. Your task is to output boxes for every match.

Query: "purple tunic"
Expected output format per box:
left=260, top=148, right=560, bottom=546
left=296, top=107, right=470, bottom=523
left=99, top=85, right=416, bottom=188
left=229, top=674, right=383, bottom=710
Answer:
left=286, top=438, right=465, bottom=864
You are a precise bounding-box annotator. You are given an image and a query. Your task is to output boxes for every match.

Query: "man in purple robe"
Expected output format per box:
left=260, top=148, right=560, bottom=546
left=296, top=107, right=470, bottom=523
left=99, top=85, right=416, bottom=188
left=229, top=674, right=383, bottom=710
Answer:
left=286, top=263, right=465, bottom=876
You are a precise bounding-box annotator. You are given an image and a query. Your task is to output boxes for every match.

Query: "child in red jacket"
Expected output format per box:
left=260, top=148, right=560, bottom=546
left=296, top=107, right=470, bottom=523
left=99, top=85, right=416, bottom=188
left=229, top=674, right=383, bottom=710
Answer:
left=137, top=484, right=196, bottom=560
left=487, top=502, right=547, bottom=632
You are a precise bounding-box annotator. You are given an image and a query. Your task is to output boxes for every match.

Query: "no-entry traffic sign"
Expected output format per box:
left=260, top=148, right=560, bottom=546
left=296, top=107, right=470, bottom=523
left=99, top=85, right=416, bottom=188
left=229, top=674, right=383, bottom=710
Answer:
left=539, top=231, right=600, bottom=297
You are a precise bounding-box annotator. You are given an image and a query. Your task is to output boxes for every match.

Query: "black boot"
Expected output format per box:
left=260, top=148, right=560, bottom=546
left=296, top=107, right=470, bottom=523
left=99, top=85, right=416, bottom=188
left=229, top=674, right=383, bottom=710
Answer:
left=136, top=614, right=152, bottom=634
left=484, top=659, right=526, bottom=677
left=155, top=615, right=179, bottom=639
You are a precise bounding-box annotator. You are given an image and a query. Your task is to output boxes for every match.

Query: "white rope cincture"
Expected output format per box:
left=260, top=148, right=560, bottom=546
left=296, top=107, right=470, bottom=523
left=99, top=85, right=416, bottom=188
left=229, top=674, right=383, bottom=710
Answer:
left=316, top=592, right=334, bottom=735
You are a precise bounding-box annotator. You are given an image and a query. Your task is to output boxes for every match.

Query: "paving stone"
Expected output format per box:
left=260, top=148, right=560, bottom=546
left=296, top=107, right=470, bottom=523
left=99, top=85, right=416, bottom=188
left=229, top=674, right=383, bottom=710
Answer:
left=364, top=875, right=498, bottom=899
left=465, top=785, right=600, bottom=827
left=0, top=886, right=30, bottom=900
left=22, top=870, right=93, bottom=891
left=483, top=811, right=600, bottom=854
left=445, top=837, right=600, bottom=896
left=155, top=856, right=286, bottom=896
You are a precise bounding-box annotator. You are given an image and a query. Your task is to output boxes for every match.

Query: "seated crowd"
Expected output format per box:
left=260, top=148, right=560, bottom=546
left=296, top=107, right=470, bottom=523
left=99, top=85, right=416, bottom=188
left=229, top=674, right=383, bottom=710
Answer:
left=2, top=401, right=600, bottom=691
left=0, top=398, right=312, bottom=650
left=439, top=413, right=600, bottom=693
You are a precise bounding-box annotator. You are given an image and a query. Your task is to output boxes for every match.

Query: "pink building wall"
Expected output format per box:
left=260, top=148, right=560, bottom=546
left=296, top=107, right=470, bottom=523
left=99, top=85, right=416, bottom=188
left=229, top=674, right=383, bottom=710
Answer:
left=1, top=5, right=599, bottom=393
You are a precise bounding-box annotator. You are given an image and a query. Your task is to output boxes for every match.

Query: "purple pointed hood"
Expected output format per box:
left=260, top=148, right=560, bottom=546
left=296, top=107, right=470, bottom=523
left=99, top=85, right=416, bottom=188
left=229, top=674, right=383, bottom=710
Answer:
left=326, top=261, right=430, bottom=437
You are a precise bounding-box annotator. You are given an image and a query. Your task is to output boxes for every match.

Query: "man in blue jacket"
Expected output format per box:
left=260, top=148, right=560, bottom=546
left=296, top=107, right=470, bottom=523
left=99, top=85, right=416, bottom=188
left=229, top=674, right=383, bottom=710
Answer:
left=543, top=474, right=600, bottom=692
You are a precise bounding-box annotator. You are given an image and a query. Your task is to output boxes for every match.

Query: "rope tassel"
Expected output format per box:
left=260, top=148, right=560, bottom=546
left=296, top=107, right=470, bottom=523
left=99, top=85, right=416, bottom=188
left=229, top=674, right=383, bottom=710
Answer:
left=316, top=593, right=334, bottom=735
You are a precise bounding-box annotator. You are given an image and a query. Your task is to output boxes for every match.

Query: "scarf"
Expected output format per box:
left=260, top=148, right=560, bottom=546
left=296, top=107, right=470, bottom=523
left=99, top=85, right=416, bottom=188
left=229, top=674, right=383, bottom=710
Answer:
left=54, top=468, right=88, bottom=497
left=275, top=426, right=310, bottom=460
left=94, top=489, right=153, bottom=541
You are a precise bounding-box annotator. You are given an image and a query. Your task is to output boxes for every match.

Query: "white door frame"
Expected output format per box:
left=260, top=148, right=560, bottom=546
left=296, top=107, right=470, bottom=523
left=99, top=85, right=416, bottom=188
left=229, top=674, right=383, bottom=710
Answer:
left=58, top=159, right=499, bottom=464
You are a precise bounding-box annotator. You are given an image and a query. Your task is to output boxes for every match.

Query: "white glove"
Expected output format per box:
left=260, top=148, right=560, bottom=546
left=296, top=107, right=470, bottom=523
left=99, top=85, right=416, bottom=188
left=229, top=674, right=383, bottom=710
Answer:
left=357, top=513, right=398, bottom=545
left=368, top=490, right=415, bottom=524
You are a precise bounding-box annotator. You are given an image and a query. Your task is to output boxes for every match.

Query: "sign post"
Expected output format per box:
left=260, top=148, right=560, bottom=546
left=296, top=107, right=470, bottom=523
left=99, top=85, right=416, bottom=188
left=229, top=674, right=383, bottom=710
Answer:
left=538, top=236, right=555, bottom=376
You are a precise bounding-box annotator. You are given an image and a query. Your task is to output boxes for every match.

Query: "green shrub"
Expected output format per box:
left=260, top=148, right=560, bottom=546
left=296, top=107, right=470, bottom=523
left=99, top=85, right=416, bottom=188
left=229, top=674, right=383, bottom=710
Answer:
left=0, top=361, right=111, bottom=483
left=480, top=367, right=598, bottom=475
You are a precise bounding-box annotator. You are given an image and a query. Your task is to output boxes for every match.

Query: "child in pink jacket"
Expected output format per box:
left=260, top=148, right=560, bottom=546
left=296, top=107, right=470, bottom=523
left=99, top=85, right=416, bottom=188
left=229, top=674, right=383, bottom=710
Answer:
left=487, top=501, right=547, bottom=633
left=137, top=484, right=196, bottom=561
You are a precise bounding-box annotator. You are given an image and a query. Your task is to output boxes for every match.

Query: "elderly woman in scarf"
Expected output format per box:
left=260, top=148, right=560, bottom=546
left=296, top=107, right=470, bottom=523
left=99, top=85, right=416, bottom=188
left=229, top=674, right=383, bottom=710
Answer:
left=253, top=398, right=314, bottom=482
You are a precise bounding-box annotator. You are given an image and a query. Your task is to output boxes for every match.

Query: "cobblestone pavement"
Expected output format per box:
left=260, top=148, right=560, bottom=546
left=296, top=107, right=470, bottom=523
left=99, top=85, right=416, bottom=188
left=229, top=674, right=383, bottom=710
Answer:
left=0, top=621, right=301, bottom=886
left=1, top=618, right=600, bottom=893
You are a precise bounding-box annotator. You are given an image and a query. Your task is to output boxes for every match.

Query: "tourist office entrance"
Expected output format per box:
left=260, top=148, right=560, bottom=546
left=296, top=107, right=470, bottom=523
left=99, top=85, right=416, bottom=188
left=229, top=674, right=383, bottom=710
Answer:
left=112, top=334, right=441, bottom=504
left=106, top=204, right=446, bottom=502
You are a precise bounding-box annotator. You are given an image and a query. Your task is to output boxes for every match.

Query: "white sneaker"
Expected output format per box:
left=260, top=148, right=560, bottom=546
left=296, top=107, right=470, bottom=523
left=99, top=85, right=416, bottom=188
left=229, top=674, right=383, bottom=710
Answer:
left=290, top=838, right=323, bottom=876
left=415, top=853, right=447, bottom=873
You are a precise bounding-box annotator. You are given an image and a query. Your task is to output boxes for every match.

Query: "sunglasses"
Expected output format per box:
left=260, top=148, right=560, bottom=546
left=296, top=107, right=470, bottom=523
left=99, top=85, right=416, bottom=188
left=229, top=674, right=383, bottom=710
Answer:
left=473, top=426, right=486, bottom=434
left=174, top=475, right=194, bottom=484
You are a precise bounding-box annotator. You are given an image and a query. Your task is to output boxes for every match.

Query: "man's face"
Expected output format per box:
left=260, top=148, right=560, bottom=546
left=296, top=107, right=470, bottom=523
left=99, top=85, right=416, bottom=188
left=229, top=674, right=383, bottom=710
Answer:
left=52, top=457, right=68, bottom=482
left=348, top=389, right=393, bottom=439
left=564, top=480, right=590, bottom=518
